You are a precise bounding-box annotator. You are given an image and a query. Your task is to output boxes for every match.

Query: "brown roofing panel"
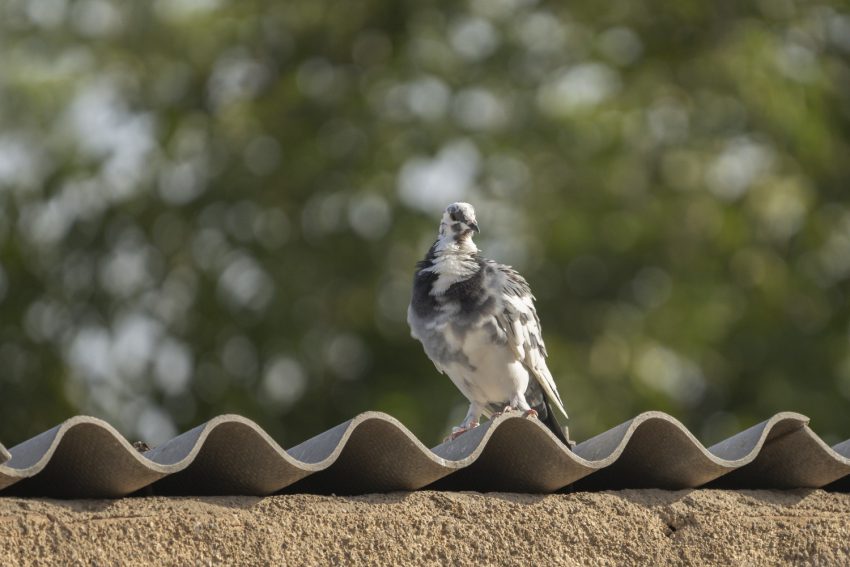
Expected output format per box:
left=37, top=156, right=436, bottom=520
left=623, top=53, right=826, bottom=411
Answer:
left=0, top=411, right=848, bottom=498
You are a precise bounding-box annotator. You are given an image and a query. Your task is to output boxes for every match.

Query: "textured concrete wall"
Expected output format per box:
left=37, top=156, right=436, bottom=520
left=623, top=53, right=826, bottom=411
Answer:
left=1, top=490, right=848, bottom=565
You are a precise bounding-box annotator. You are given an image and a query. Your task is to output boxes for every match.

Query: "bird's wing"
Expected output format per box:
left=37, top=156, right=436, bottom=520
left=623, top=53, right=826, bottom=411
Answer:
left=406, top=304, right=446, bottom=375
left=493, top=264, right=569, bottom=420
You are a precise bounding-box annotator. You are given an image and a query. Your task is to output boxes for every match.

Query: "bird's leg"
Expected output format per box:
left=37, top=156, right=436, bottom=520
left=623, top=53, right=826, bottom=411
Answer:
left=513, top=395, right=538, bottom=419
left=499, top=394, right=533, bottom=418
left=446, top=403, right=482, bottom=441
left=492, top=406, right=538, bottom=420
left=490, top=405, right=516, bottom=418
left=512, top=394, right=531, bottom=412
left=448, top=422, right=478, bottom=441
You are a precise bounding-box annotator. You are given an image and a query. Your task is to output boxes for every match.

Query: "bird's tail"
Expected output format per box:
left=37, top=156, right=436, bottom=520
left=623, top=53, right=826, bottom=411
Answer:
left=540, top=401, right=575, bottom=449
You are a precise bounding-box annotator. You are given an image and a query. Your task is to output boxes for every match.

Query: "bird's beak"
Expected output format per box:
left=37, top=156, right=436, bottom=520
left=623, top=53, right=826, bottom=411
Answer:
left=469, top=221, right=480, bottom=233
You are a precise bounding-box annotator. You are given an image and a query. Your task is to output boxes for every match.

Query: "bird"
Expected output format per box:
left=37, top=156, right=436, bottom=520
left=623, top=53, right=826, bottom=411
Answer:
left=407, top=202, right=572, bottom=446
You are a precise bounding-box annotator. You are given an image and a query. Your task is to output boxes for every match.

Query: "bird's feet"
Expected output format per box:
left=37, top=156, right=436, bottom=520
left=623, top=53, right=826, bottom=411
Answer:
left=491, top=407, right=538, bottom=419
left=491, top=406, right=516, bottom=419
left=445, top=420, right=479, bottom=442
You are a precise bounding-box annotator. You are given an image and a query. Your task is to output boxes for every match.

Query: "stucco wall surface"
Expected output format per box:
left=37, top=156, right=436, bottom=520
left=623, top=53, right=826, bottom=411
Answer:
left=0, top=490, right=848, bottom=566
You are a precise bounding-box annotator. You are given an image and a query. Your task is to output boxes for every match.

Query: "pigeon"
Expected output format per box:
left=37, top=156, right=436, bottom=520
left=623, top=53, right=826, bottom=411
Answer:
left=407, top=202, right=572, bottom=446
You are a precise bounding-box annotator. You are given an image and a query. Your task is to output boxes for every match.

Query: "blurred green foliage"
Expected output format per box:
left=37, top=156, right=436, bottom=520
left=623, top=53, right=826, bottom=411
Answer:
left=0, top=0, right=849, bottom=448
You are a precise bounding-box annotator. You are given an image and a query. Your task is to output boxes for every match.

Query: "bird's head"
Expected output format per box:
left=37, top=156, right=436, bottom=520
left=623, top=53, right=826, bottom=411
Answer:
left=439, top=202, right=480, bottom=241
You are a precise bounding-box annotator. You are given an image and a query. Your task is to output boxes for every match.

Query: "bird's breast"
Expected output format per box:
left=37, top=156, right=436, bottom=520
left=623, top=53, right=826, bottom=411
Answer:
left=446, top=325, right=530, bottom=403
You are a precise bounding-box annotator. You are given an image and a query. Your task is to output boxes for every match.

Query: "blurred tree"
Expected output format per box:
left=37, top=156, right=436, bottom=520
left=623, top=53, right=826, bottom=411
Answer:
left=0, top=0, right=848, bottom=447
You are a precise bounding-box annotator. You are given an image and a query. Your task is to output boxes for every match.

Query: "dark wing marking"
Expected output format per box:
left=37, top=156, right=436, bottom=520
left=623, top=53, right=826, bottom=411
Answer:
left=491, top=263, right=568, bottom=420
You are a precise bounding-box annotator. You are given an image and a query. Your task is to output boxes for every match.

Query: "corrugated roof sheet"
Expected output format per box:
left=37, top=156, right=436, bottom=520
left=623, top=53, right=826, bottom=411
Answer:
left=1, top=411, right=848, bottom=498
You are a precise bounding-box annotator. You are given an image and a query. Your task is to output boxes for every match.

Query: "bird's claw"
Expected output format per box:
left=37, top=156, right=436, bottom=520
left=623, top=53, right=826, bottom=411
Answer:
left=444, top=420, right=479, bottom=442
left=491, top=406, right=516, bottom=419
left=492, top=406, right=538, bottom=420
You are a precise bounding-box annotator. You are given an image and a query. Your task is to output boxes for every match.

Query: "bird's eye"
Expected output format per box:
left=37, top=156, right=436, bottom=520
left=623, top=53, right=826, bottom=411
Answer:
left=449, top=212, right=458, bottom=221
